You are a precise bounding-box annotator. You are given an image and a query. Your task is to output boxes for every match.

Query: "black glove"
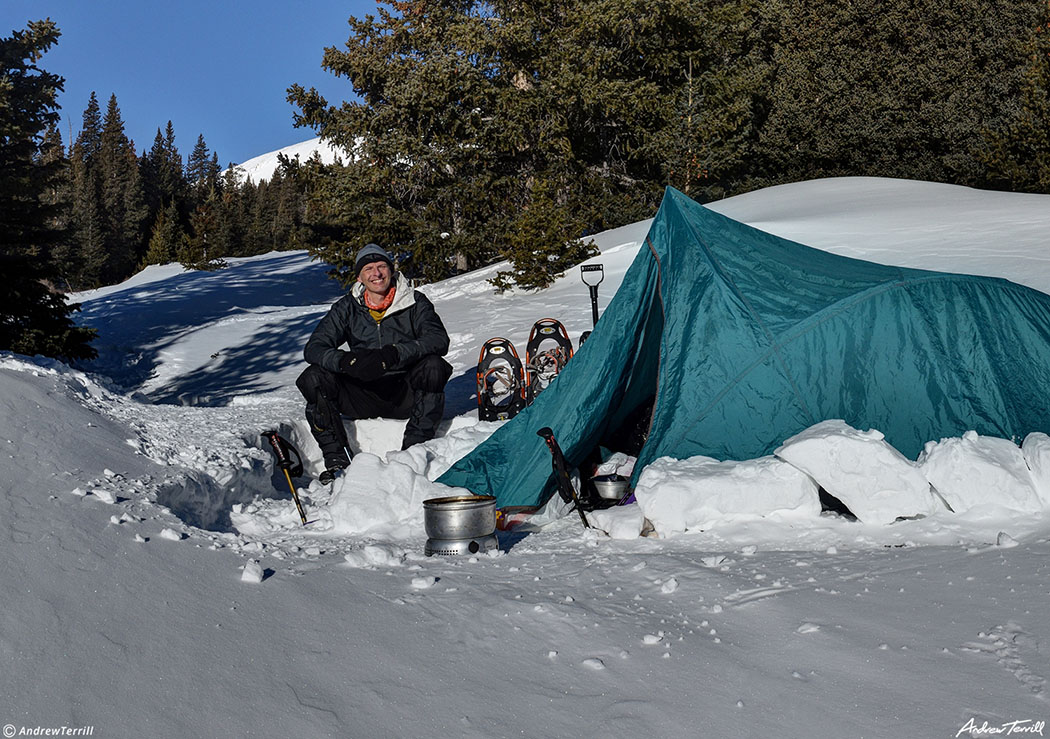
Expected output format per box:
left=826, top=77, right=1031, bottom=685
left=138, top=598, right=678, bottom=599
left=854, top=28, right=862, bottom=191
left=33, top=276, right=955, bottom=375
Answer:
left=379, top=344, right=399, bottom=370
left=339, top=346, right=399, bottom=381
left=338, top=350, right=379, bottom=381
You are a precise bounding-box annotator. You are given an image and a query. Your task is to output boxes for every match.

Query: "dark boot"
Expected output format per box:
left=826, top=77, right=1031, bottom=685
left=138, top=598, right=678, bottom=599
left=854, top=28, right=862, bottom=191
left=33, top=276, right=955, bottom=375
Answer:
left=297, top=365, right=352, bottom=468
left=401, top=355, right=453, bottom=449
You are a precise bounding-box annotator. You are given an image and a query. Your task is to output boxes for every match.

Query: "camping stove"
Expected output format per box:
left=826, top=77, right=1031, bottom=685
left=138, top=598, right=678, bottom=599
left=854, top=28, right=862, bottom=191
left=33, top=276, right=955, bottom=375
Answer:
left=425, top=532, right=499, bottom=557
left=423, top=494, right=499, bottom=557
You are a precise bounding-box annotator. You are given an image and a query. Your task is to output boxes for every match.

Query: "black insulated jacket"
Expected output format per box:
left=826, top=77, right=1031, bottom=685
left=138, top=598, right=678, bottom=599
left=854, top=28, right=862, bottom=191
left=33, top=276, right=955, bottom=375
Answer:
left=303, top=273, right=450, bottom=375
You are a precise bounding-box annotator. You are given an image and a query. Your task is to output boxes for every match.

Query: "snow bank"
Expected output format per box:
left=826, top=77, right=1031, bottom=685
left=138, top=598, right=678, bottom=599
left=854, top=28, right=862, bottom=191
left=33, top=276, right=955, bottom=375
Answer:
left=919, top=431, right=1043, bottom=513
left=1022, top=432, right=1050, bottom=506
left=633, top=454, right=820, bottom=536
left=320, top=418, right=497, bottom=538
left=327, top=454, right=457, bottom=537
left=587, top=503, right=646, bottom=539
left=774, top=420, right=940, bottom=524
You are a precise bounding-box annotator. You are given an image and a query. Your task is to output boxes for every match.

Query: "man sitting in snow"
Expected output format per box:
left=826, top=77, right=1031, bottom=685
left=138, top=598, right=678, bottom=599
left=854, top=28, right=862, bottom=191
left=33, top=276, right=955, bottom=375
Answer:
left=296, top=243, right=453, bottom=484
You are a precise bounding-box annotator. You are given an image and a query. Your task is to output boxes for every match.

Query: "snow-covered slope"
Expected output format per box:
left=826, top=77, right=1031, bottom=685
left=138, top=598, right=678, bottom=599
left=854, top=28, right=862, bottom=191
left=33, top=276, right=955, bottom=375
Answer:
left=230, top=136, right=346, bottom=183
left=5, top=177, right=1050, bottom=737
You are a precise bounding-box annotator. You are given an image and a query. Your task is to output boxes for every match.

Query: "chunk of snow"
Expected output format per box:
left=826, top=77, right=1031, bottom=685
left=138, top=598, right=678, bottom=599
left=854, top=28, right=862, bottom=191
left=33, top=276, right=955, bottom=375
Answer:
left=919, top=431, right=1042, bottom=513
left=240, top=560, right=264, bottom=583
left=634, top=454, right=819, bottom=536
left=343, top=544, right=407, bottom=569
left=996, top=532, right=1019, bottom=548
left=775, top=420, right=939, bottom=524
left=586, top=503, right=645, bottom=539
left=159, top=528, right=183, bottom=541
left=92, top=488, right=116, bottom=504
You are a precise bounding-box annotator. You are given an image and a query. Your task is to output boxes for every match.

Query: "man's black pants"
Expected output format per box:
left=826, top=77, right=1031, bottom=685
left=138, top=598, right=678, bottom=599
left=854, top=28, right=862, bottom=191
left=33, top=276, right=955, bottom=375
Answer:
left=296, top=354, right=454, bottom=468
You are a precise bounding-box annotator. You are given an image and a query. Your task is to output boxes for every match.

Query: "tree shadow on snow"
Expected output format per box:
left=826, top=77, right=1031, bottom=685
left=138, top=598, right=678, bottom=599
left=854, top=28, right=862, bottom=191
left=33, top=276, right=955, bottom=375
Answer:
left=75, top=253, right=346, bottom=392
left=144, top=311, right=320, bottom=406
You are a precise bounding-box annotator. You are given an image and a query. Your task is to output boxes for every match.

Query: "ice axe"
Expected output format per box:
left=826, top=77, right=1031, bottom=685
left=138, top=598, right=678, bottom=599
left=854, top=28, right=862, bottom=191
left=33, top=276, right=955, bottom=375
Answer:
left=263, top=430, right=308, bottom=526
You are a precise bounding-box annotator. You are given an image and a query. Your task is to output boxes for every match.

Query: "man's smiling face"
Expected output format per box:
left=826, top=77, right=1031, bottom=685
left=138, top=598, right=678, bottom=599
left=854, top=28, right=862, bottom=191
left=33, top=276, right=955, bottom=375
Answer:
left=358, top=260, right=393, bottom=297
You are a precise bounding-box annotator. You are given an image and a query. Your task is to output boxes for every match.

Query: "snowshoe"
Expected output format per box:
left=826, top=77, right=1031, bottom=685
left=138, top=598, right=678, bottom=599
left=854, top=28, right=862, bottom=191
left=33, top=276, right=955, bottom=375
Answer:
left=525, top=318, right=574, bottom=404
left=477, top=337, right=527, bottom=421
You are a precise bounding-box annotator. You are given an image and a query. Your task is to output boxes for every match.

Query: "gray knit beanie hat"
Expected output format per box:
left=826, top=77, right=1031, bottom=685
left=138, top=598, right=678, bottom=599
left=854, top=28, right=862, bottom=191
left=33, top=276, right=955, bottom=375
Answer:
left=354, top=243, right=394, bottom=275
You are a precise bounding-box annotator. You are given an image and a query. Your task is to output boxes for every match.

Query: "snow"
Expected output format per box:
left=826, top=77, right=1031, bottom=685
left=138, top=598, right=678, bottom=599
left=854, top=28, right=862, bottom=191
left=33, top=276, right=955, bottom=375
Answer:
left=775, top=420, right=939, bottom=525
left=634, top=454, right=820, bottom=535
left=229, top=136, right=346, bottom=184
left=920, top=431, right=1043, bottom=515
left=5, top=175, right=1050, bottom=736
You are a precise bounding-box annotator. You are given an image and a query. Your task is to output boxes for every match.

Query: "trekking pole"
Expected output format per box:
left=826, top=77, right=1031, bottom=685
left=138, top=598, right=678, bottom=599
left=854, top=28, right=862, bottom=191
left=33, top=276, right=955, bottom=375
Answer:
left=580, top=264, right=604, bottom=328
left=263, top=430, right=308, bottom=526
left=537, top=427, right=591, bottom=529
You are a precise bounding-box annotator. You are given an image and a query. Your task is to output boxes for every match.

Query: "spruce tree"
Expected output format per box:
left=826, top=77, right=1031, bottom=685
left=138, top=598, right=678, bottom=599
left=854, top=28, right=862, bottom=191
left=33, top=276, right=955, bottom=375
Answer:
left=0, top=20, right=96, bottom=361
left=186, top=133, right=219, bottom=200
left=980, top=1, right=1050, bottom=192
left=99, top=93, right=147, bottom=280
left=141, top=121, right=187, bottom=225
left=754, top=0, right=1044, bottom=189
left=179, top=200, right=226, bottom=271
left=142, top=201, right=183, bottom=266
left=288, top=0, right=761, bottom=288
left=69, top=92, right=106, bottom=288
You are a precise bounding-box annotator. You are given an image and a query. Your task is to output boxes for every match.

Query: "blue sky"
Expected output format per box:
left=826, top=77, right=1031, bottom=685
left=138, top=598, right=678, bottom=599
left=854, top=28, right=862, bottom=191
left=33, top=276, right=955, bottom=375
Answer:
left=2, top=1, right=377, bottom=165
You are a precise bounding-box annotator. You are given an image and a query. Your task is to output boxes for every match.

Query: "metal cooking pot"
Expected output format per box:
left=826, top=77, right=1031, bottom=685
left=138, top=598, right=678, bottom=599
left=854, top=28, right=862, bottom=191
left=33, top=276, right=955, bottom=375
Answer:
left=423, top=495, right=497, bottom=540
left=592, top=474, right=629, bottom=500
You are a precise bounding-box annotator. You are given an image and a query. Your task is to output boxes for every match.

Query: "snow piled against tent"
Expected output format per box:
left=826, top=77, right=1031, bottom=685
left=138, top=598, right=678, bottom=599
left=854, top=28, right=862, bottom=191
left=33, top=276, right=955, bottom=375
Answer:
left=9, top=340, right=1050, bottom=547
left=226, top=406, right=1050, bottom=542
left=624, top=419, right=1050, bottom=537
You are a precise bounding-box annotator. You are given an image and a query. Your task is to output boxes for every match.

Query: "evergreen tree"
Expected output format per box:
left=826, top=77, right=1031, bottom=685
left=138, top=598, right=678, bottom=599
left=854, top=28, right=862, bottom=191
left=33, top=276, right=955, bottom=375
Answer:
left=179, top=200, right=226, bottom=271
left=754, top=0, right=1043, bottom=189
left=981, top=2, right=1050, bottom=192
left=215, top=164, right=247, bottom=257
left=68, top=93, right=106, bottom=289
left=186, top=133, right=220, bottom=199
left=491, top=178, right=598, bottom=291
left=76, top=90, right=102, bottom=159
left=141, top=121, right=186, bottom=223
left=0, top=20, right=96, bottom=361
left=142, top=201, right=183, bottom=266
left=288, top=0, right=763, bottom=288
left=99, top=93, right=147, bottom=279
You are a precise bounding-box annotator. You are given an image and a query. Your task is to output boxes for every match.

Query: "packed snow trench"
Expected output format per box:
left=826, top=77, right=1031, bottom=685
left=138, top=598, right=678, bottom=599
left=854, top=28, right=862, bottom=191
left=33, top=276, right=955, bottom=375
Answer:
left=6, top=177, right=1050, bottom=738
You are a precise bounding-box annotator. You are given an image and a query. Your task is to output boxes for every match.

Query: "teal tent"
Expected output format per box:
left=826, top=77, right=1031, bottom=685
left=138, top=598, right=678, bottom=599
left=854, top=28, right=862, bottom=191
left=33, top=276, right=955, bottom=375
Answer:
left=437, top=187, right=1050, bottom=509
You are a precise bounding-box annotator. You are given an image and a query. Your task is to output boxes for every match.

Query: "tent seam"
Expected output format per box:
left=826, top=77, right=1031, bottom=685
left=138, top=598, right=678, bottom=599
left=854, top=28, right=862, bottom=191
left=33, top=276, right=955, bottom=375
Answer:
left=643, top=236, right=666, bottom=449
